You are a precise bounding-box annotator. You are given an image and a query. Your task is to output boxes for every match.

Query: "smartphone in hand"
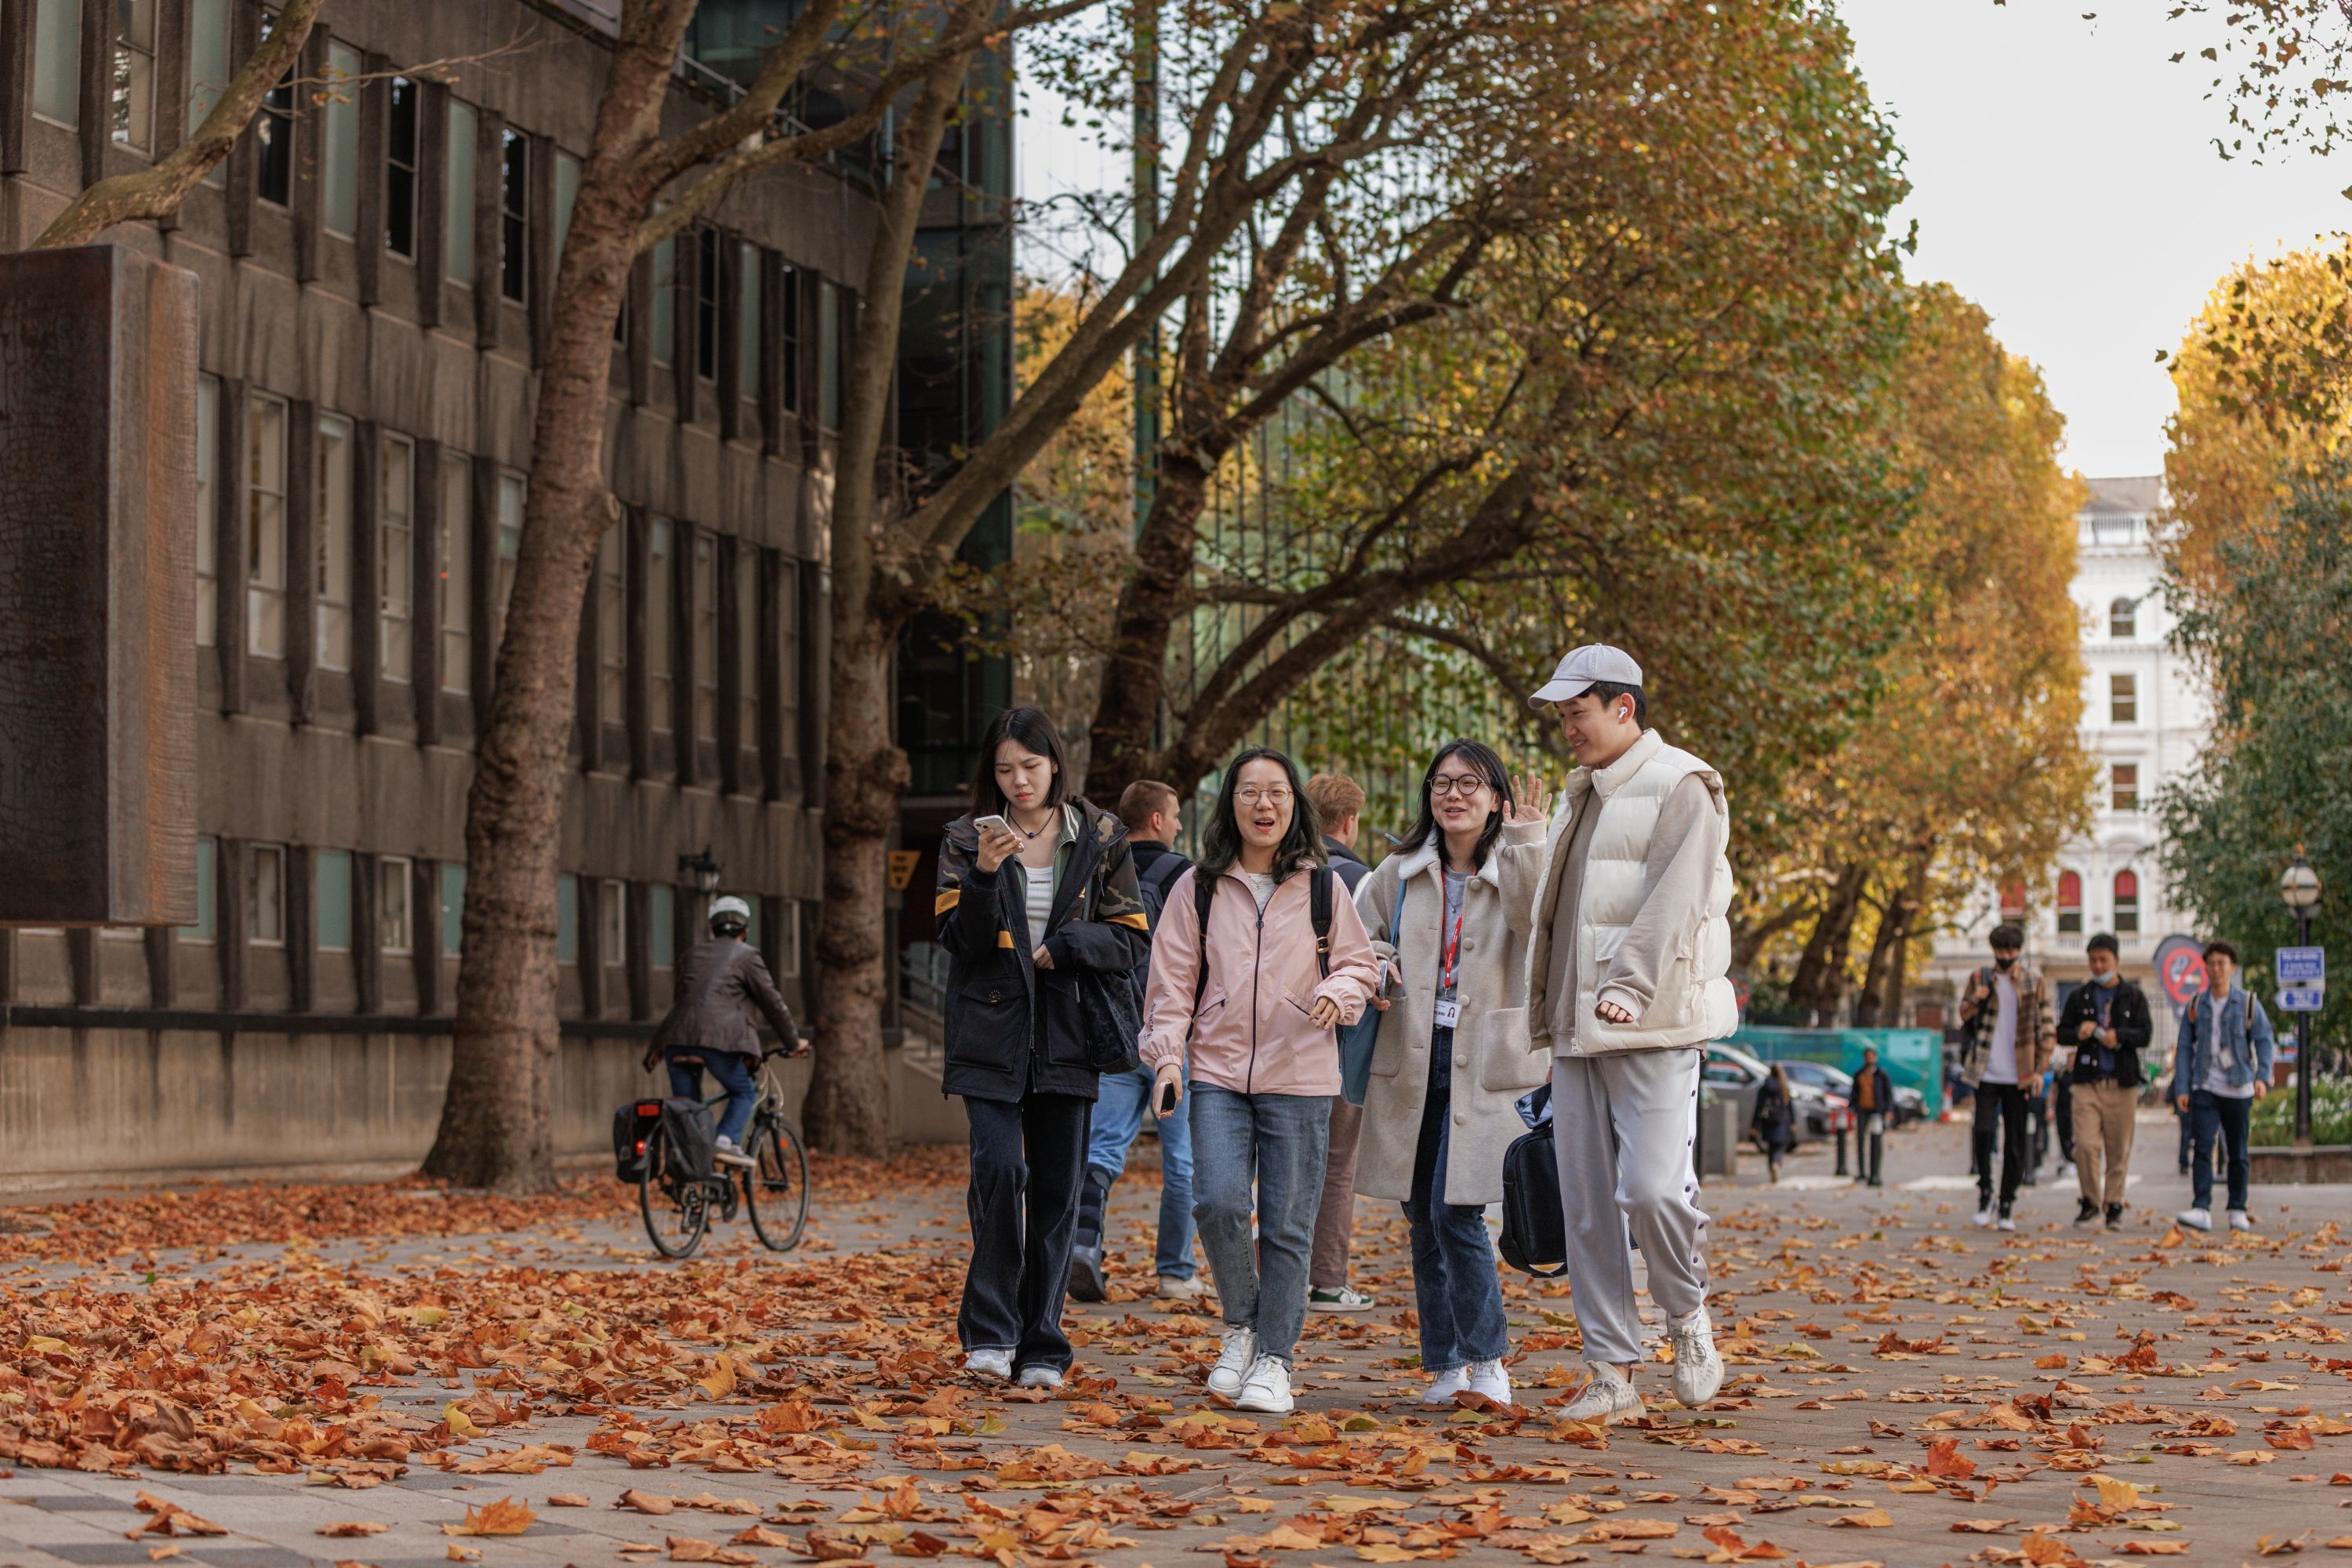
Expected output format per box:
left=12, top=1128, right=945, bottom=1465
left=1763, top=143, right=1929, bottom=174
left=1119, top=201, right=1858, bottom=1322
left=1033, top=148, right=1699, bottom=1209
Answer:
left=974, top=814, right=1011, bottom=837
left=1160, top=1080, right=1180, bottom=1116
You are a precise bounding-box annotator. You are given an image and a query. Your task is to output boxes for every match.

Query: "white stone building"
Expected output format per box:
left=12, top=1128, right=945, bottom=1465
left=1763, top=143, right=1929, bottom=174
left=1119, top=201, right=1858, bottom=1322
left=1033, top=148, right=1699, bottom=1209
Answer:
left=1916, top=477, right=2211, bottom=1065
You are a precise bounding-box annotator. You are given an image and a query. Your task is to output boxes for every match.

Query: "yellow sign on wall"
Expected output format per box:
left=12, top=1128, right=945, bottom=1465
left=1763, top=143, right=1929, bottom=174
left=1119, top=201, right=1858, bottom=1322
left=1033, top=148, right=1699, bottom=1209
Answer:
left=887, top=850, right=922, bottom=891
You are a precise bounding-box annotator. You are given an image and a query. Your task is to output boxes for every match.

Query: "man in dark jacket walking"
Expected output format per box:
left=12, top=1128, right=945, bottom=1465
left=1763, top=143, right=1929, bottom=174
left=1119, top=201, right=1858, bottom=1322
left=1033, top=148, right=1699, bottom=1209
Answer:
left=1303, top=772, right=1375, bottom=1310
left=1851, top=1046, right=1895, bottom=1187
left=648, top=895, right=804, bottom=1166
left=2060, top=932, right=2151, bottom=1228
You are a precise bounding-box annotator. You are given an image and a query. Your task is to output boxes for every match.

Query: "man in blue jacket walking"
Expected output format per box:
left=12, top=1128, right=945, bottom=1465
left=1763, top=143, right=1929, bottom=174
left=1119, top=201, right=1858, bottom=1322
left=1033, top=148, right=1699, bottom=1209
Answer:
left=2169, top=939, right=2274, bottom=1233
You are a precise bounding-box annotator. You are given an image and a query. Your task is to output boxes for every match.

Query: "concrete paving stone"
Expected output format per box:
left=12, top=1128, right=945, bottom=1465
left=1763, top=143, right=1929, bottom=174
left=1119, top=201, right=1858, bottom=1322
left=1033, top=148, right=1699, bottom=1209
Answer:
left=5, top=1503, right=136, bottom=1516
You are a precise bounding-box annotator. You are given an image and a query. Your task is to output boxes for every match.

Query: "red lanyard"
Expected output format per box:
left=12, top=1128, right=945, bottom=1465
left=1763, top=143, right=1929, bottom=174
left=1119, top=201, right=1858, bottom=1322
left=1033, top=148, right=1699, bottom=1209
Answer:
left=1439, top=894, right=1465, bottom=992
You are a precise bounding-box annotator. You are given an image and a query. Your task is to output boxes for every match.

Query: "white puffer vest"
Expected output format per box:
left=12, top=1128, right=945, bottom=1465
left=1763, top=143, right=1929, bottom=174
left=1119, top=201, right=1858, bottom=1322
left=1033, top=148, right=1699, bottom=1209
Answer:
left=1545, top=731, right=1739, bottom=1054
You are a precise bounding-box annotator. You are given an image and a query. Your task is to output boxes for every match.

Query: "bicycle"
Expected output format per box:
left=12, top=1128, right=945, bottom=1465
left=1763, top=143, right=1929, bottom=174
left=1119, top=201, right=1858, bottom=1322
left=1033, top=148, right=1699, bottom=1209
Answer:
left=640, top=1047, right=811, bottom=1258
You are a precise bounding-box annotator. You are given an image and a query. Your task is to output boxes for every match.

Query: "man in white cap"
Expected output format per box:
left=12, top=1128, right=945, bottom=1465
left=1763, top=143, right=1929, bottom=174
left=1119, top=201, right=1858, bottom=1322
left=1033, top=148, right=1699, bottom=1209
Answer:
left=1523, top=644, right=1736, bottom=1422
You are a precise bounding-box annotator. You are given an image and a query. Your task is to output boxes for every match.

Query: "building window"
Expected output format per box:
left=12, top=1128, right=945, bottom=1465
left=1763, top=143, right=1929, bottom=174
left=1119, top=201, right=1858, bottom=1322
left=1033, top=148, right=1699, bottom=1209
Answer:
left=2111, top=672, right=2136, bottom=725
left=779, top=266, right=803, bottom=415
left=32, top=0, right=79, bottom=125
left=321, top=41, right=361, bottom=235
left=440, top=862, right=466, bottom=956
left=248, top=394, right=289, bottom=658
left=818, top=278, right=841, bottom=429
left=183, top=836, right=219, bottom=943
left=2111, top=763, right=2140, bottom=812
left=696, top=229, right=722, bottom=383
left=2056, top=870, right=2082, bottom=935
left=554, top=149, right=581, bottom=266
left=249, top=844, right=286, bottom=946
left=445, top=100, right=477, bottom=286
left=316, top=850, right=353, bottom=952
left=557, top=873, right=579, bottom=964
left=2108, top=596, right=2137, bottom=640
left=189, top=0, right=229, bottom=133
left=652, top=234, right=677, bottom=367
left=493, top=472, right=524, bottom=648
left=2113, top=869, right=2140, bottom=935
left=693, top=534, right=717, bottom=740
left=439, top=452, right=471, bottom=692
left=317, top=413, right=354, bottom=672
left=778, top=559, right=801, bottom=760
left=647, top=517, right=673, bottom=728
left=598, top=880, right=626, bottom=967
left=195, top=376, right=218, bottom=647
left=380, top=856, right=412, bottom=953
left=380, top=434, right=415, bottom=680
left=113, top=0, right=159, bottom=151
left=597, top=524, right=625, bottom=720
left=737, top=547, right=761, bottom=756
left=499, top=129, right=529, bottom=303
left=776, top=897, right=800, bottom=978
left=386, top=76, right=419, bottom=257
left=650, top=884, right=676, bottom=968
left=255, top=13, right=295, bottom=208
left=737, top=241, right=762, bottom=400
left=1998, top=878, right=2025, bottom=923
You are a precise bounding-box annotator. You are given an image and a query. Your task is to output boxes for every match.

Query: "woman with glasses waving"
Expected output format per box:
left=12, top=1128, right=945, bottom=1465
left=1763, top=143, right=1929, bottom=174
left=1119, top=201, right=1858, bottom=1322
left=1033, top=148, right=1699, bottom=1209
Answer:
left=1140, top=747, right=1381, bottom=1415
left=1352, top=741, right=1552, bottom=1408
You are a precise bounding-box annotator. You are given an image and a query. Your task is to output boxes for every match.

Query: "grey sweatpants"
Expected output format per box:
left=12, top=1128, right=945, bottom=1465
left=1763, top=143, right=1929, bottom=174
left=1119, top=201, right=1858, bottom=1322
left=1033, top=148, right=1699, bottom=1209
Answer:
left=1550, top=1050, right=1710, bottom=1367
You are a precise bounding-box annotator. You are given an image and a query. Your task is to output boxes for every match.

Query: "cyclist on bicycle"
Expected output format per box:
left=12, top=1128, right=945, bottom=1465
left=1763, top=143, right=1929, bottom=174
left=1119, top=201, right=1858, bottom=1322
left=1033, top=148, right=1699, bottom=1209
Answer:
left=646, top=895, right=805, bottom=1167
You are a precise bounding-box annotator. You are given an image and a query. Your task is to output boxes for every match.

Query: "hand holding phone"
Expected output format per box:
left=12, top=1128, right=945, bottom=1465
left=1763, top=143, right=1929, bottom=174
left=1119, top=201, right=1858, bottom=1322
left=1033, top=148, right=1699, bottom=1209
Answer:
left=972, top=814, right=1020, bottom=873
left=1153, top=1062, right=1184, bottom=1119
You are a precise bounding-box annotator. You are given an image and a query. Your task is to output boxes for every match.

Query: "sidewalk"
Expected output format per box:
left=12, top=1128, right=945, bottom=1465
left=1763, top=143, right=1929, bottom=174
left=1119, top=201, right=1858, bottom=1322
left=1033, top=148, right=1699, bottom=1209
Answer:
left=3, top=1120, right=2347, bottom=1568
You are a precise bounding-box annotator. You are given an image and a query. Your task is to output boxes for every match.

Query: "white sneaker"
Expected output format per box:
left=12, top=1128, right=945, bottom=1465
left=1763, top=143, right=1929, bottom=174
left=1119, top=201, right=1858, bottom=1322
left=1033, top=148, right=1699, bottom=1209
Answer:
left=964, top=1348, right=1013, bottom=1381
left=1997, top=1213, right=2017, bottom=1232
left=1207, top=1325, right=1259, bottom=1396
left=1233, top=1355, right=1294, bottom=1415
left=2177, top=1207, right=2212, bottom=1232
left=1558, top=1362, right=1642, bottom=1425
left=2227, top=1209, right=2253, bottom=1232
left=1467, top=1359, right=1513, bottom=1408
left=1667, top=1307, right=1723, bottom=1408
left=1016, top=1365, right=1064, bottom=1390
left=1308, top=1285, right=1376, bottom=1312
left=712, top=1136, right=754, bottom=1169
left=1973, top=1206, right=1995, bottom=1229
left=1419, top=1366, right=1470, bottom=1406
left=1156, top=1275, right=1207, bottom=1301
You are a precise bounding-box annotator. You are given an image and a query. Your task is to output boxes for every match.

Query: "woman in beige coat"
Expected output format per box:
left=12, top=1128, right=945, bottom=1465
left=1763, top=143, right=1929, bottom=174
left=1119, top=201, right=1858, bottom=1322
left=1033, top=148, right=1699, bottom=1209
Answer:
left=1353, top=740, right=1552, bottom=1408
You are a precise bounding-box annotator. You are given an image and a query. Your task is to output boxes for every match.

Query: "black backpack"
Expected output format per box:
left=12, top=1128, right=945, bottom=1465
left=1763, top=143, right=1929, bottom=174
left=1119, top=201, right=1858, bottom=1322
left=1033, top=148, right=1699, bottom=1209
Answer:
left=1498, top=1121, right=1569, bottom=1277
left=1191, top=865, right=1334, bottom=1017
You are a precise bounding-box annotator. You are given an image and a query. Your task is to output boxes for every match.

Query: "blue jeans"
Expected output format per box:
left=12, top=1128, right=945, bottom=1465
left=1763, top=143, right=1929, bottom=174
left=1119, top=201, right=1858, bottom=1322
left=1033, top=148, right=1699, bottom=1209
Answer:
left=1402, top=1028, right=1509, bottom=1375
left=1085, top=1066, right=1197, bottom=1279
left=1190, top=1085, right=1330, bottom=1366
left=667, top=1049, right=757, bottom=1147
left=2188, top=1090, right=2252, bottom=1214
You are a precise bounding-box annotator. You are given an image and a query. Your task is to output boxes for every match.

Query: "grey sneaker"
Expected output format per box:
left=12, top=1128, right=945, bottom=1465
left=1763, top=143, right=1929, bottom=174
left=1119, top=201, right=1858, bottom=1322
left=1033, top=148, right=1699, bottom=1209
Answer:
left=1308, top=1285, right=1376, bottom=1312
left=1668, top=1306, right=1724, bottom=1408
left=712, top=1136, right=754, bottom=1169
left=1558, top=1362, right=1642, bottom=1425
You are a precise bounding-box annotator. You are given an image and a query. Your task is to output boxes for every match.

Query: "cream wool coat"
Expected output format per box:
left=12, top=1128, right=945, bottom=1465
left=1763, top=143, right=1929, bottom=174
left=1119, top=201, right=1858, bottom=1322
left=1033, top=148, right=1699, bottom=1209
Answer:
left=1526, top=728, right=1739, bottom=1057
left=1353, top=818, right=1552, bottom=1207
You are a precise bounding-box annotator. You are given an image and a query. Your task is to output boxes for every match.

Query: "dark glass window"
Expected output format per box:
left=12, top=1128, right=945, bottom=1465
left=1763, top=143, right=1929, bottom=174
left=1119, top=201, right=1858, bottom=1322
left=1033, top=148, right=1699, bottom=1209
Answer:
left=387, top=76, right=419, bottom=257
left=499, top=129, right=529, bottom=303
left=696, top=228, right=721, bottom=383
left=255, top=65, right=294, bottom=205
left=779, top=266, right=802, bottom=414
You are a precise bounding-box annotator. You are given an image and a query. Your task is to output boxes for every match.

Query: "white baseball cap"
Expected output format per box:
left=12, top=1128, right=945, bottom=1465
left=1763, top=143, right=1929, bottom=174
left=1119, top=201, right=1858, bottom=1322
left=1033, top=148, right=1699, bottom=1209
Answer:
left=1529, top=643, right=1643, bottom=706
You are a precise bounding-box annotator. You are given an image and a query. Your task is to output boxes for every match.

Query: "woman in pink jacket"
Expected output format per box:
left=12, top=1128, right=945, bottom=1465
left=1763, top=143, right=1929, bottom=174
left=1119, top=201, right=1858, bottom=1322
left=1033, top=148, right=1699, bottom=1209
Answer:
left=1142, top=747, right=1381, bottom=1414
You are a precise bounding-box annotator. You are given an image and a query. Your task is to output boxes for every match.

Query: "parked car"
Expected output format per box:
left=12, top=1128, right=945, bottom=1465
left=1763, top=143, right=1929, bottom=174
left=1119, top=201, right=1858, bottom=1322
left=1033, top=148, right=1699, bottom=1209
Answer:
left=1777, top=1060, right=1926, bottom=1127
left=1703, top=1043, right=1835, bottom=1147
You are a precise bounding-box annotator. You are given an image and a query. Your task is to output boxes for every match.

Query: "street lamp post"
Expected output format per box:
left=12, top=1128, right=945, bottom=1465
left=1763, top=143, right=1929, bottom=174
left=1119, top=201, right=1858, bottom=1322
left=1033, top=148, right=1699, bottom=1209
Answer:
left=2279, top=852, right=2323, bottom=1146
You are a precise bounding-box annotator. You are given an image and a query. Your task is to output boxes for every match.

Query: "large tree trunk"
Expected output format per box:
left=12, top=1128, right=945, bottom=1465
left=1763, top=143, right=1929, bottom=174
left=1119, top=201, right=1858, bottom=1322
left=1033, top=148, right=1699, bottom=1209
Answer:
left=1787, top=862, right=1867, bottom=1025
left=1865, top=850, right=1933, bottom=1028
left=1087, top=452, right=1216, bottom=801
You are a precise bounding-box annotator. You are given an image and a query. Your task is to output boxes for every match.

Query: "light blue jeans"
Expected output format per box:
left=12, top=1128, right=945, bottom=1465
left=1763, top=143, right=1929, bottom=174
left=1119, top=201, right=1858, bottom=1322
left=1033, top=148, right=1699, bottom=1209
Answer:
left=1190, top=1085, right=1330, bottom=1366
left=1086, top=1065, right=1198, bottom=1279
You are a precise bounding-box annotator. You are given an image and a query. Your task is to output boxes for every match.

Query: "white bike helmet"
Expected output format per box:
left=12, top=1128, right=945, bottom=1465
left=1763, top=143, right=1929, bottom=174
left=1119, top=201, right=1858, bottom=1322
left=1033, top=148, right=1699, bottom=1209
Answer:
left=707, top=895, right=753, bottom=934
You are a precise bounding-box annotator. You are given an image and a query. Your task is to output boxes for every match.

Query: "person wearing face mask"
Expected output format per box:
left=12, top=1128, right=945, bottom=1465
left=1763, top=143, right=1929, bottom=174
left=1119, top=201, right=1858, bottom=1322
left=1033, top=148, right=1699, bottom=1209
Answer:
left=2168, top=938, right=2275, bottom=1233
left=1957, top=923, right=2058, bottom=1231
left=1140, top=747, right=1381, bottom=1416
left=2056, top=933, right=2153, bottom=1229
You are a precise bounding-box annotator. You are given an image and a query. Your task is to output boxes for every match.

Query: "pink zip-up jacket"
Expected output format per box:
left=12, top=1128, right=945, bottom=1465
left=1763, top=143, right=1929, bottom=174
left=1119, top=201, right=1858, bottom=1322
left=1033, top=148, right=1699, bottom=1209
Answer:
left=1139, top=864, right=1381, bottom=1097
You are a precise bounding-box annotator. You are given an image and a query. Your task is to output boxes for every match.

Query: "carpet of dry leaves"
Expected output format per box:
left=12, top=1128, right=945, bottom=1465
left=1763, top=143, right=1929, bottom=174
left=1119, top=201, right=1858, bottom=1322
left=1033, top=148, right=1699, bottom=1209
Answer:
left=2, top=1122, right=2347, bottom=1568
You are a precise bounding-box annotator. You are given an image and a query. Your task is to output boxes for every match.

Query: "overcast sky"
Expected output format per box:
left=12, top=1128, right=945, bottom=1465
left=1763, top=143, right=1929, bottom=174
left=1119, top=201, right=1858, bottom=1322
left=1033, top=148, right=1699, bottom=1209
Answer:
left=1015, top=4, right=2351, bottom=479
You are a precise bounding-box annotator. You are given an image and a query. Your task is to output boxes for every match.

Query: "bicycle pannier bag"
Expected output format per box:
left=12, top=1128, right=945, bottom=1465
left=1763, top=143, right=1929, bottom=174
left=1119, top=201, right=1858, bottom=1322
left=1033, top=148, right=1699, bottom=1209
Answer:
left=1498, top=1121, right=1569, bottom=1277
left=612, top=1098, right=666, bottom=1183
left=659, top=1097, right=717, bottom=1185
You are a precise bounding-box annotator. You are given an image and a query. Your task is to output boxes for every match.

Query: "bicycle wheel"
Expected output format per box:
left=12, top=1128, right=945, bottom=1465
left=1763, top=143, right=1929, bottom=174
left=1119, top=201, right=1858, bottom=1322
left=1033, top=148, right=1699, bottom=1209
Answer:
left=743, top=1118, right=809, bottom=1253
left=640, top=1123, right=710, bottom=1258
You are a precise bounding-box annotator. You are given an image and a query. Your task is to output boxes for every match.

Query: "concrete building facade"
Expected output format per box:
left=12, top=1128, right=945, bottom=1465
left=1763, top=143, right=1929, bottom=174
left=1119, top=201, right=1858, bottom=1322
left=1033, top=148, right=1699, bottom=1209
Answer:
left=0, top=0, right=935, bottom=1187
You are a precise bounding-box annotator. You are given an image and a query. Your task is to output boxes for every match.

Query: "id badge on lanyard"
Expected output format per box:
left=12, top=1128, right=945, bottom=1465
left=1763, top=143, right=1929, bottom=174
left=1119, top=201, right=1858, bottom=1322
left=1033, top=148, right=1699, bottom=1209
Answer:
left=1434, top=998, right=1461, bottom=1029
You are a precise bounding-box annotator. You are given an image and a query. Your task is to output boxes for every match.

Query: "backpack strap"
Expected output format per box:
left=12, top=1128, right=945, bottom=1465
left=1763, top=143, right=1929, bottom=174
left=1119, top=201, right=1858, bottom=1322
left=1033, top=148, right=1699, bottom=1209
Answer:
left=1190, top=869, right=1218, bottom=1021
left=1311, top=866, right=1333, bottom=978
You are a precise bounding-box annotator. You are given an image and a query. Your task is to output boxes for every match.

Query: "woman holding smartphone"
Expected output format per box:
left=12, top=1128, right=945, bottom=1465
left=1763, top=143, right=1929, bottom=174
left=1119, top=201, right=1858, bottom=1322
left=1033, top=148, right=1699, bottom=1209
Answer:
left=1140, top=747, right=1381, bottom=1415
left=1352, top=741, right=1551, bottom=1408
left=934, top=706, right=1150, bottom=1389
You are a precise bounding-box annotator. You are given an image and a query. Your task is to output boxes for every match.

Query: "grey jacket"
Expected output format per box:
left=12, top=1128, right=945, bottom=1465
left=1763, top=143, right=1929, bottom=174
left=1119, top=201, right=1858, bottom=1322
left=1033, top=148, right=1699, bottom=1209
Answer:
left=649, top=936, right=799, bottom=1062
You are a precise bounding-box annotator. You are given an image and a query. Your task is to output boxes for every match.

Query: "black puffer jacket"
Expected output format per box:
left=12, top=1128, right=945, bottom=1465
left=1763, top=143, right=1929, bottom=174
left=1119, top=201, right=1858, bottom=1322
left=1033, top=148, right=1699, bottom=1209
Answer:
left=933, top=799, right=1151, bottom=1103
left=2059, top=976, right=2154, bottom=1087
left=648, top=936, right=798, bottom=1063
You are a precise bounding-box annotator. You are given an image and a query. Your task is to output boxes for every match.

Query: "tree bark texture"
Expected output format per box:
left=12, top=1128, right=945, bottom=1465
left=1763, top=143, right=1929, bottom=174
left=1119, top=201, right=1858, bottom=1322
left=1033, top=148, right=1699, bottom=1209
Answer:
left=1787, top=861, right=1867, bottom=1026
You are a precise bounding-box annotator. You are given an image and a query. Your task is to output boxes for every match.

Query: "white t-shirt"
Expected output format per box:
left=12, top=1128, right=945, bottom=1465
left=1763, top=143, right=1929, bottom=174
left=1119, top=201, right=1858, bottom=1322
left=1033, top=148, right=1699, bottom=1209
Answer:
left=1246, top=871, right=1278, bottom=913
left=1983, top=974, right=2020, bottom=1085
left=1021, top=859, right=1055, bottom=942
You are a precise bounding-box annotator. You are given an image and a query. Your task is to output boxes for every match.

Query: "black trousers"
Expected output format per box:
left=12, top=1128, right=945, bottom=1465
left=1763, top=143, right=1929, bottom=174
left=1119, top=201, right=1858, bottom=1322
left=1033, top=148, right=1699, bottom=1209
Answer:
left=959, top=1092, right=1092, bottom=1373
left=1972, top=1082, right=2029, bottom=1211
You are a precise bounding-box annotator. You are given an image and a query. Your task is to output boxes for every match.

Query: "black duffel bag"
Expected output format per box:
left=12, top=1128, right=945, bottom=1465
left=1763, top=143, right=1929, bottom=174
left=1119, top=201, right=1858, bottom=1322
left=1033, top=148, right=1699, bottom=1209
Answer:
left=1498, top=1121, right=1569, bottom=1278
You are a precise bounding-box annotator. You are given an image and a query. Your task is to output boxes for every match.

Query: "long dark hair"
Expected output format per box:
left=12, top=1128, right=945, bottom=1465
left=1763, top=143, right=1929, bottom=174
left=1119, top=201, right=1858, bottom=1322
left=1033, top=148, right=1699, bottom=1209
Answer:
left=970, top=706, right=1071, bottom=818
left=1196, top=746, right=1324, bottom=882
left=1395, top=739, right=1515, bottom=870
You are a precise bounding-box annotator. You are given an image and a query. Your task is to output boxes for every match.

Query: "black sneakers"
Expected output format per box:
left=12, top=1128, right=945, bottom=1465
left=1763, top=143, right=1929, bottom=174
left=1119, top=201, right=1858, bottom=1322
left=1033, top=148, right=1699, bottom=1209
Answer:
left=2074, top=1197, right=2100, bottom=1225
left=2104, top=1203, right=2124, bottom=1229
left=1068, top=1243, right=1107, bottom=1303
